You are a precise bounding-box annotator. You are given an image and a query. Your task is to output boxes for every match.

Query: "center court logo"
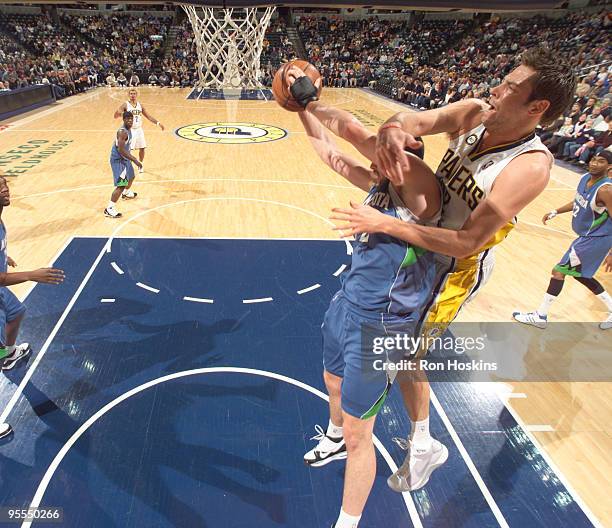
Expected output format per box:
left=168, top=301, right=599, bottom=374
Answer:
left=175, top=122, right=287, bottom=144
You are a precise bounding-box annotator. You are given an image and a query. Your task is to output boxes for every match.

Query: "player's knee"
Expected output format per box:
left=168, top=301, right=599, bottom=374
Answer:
left=324, top=369, right=342, bottom=393
left=551, top=270, right=565, bottom=280
left=342, top=417, right=373, bottom=452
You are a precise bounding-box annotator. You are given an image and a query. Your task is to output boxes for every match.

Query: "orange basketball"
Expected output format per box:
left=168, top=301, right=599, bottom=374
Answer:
left=272, top=60, right=322, bottom=112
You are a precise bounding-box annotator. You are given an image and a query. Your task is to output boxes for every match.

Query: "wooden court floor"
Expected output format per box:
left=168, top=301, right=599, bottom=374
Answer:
left=1, top=86, right=611, bottom=524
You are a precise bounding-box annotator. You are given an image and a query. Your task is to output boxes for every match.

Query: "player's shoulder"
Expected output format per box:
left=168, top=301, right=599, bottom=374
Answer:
left=443, top=98, right=486, bottom=137
left=505, top=150, right=551, bottom=184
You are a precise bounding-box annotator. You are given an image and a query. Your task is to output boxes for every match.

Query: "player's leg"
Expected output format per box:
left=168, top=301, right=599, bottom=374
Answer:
left=513, top=268, right=565, bottom=328
left=573, top=276, right=612, bottom=329
left=335, top=412, right=376, bottom=528
left=1, top=289, right=30, bottom=371
left=513, top=235, right=612, bottom=328
left=138, top=147, right=145, bottom=165
left=122, top=160, right=138, bottom=200
left=304, top=292, right=348, bottom=467
left=106, top=160, right=128, bottom=217
left=0, top=308, right=13, bottom=438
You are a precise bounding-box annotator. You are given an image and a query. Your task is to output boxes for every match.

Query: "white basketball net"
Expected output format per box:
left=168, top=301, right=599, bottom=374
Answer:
left=182, top=5, right=275, bottom=89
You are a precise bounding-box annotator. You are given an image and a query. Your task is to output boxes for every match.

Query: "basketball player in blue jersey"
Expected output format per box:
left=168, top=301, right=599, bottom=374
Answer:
left=513, top=150, right=612, bottom=329
left=293, top=90, right=440, bottom=528
left=105, top=111, right=142, bottom=218
left=288, top=46, right=576, bottom=528
left=0, top=175, right=64, bottom=439
left=114, top=88, right=165, bottom=178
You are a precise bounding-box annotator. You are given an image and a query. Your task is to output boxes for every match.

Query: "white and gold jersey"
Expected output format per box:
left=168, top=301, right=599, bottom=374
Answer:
left=435, top=123, right=552, bottom=267
left=417, top=123, right=552, bottom=327
left=126, top=100, right=143, bottom=129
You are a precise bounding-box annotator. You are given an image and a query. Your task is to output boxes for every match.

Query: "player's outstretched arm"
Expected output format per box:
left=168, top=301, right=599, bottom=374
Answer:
left=376, top=98, right=485, bottom=183
left=331, top=151, right=550, bottom=258
left=0, top=268, right=64, bottom=286
left=142, top=106, right=165, bottom=130
left=542, top=200, right=574, bottom=223
left=298, top=110, right=374, bottom=192
left=286, top=66, right=376, bottom=161
left=113, top=102, right=127, bottom=119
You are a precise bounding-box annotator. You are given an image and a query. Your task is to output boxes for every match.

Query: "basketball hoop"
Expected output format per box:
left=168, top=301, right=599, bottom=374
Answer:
left=182, top=5, right=275, bottom=90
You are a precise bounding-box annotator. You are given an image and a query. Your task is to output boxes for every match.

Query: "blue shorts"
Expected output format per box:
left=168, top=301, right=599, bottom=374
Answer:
left=0, top=287, right=26, bottom=346
left=555, top=235, right=612, bottom=278
left=110, top=158, right=135, bottom=187
left=322, top=291, right=418, bottom=419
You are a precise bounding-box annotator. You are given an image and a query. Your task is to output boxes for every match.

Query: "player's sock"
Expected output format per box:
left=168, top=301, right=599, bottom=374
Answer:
left=596, top=291, right=612, bottom=312
left=538, top=278, right=564, bottom=316
left=410, top=417, right=432, bottom=452
left=537, top=294, right=556, bottom=317
left=108, top=201, right=117, bottom=210
left=335, top=509, right=361, bottom=528
left=327, top=419, right=343, bottom=439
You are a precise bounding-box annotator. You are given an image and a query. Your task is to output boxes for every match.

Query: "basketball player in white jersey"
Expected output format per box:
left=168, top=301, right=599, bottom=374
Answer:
left=114, top=88, right=165, bottom=187
left=287, top=47, right=576, bottom=528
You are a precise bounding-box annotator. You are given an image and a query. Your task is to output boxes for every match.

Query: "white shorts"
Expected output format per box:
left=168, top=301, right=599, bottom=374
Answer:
left=130, top=127, right=146, bottom=150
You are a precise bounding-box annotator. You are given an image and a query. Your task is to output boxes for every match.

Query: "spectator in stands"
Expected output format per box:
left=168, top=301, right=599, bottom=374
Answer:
left=148, top=73, right=158, bottom=86
left=117, top=72, right=127, bottom=87
left=129, top=73, right=140, bottom=87
left=106, top=72, right=117, bottom=87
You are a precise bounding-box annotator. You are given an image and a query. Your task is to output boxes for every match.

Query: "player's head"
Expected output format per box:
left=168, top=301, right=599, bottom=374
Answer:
left=485, top=47, right=576, bottom=130
left=0, top=176, right=10, bottom=207
left=122, top=110, right=134, bottom=129
left=128, top=88, right=138, bottom=102
left=589, top=150, right=612, bottom=177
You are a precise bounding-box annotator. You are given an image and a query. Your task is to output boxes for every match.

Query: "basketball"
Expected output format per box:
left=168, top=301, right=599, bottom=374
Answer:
left=272, top=60, right=322, bottom=112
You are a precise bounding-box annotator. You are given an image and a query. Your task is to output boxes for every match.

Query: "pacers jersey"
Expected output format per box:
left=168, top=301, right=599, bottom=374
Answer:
left=341, top=179, right=436, bottom=315
left=110, top=127, right=132, bottom=161
left=435, top=123, right=552, bottom=267
left=572, top=173, right=612, bottom=237
left=126, top=101, right=143, bottom=129
left=0, top=222, right=7, bottom=274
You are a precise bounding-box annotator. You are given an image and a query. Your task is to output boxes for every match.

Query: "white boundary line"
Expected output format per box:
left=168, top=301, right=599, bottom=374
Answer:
left=23, top=367, right=423, bottom=528
left=14, top=178, right=356, bottom=201
left=101, top=196, right=353, bottom=257
left=242, top=297, right=273, bottom=304
left=430, top=391, right=510, bottom=528
left=524, top=424, right=555, bottom=432
left=183, top=296, right=214, bottom=304
left=110, top=262, right=124, bottom=275
left=501, top=397, right=604, bottom=528
left=0, top=241, right=109, bottom=424
left=136, top=282, right=160, bottom=294
left=297, top=284, right=321, bottom=295
left=333, top=264, right=347, bottom=277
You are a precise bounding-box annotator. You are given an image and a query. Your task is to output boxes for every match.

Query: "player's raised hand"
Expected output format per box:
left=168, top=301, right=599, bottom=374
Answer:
left=376, top=124, right=423, bottom=185
left=30, top=268, right=65, bottom=284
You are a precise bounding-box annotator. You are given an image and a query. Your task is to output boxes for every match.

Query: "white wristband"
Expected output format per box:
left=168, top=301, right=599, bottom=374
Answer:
left=549, top=210, right=558, bottom=219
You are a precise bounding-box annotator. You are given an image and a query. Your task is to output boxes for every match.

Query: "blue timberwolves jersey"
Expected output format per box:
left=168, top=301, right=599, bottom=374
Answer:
left=110, top=127, right=132, bottom=161
left=0, top=222, right=6, bottom=274
left=341, top=179, right=435, bottom=315
left=572, top=174, right=612, bottom=237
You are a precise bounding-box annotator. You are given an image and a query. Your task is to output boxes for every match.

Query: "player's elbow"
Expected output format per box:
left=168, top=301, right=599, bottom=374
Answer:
left=0, top=272, right=7, bottom=286
left=450, top=233, right=481, bottom=259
